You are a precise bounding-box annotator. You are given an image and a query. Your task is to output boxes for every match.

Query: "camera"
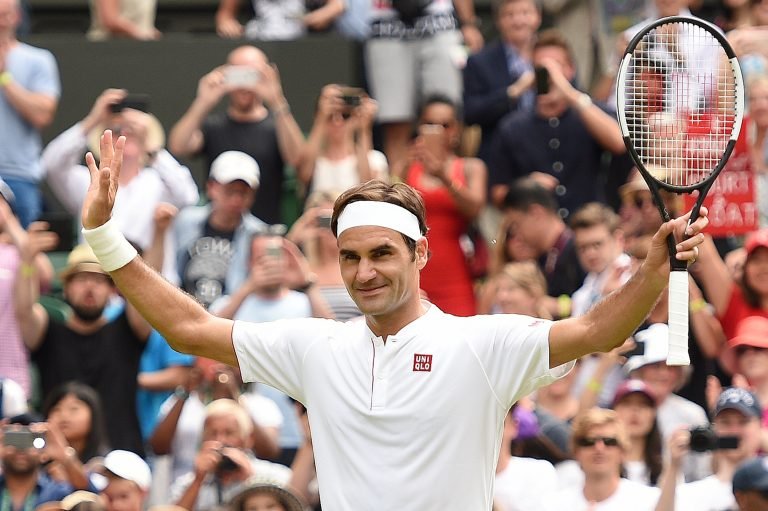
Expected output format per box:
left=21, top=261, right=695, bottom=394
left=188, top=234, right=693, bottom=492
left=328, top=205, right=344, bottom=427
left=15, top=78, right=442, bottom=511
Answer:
left=217, top=453, right=239, bottom=473
left=2, top=427, right=46, bottom=450
left=534, top=66, right=550, bottom=95
left=688, top=425, right=739, bottom=452
left=109, top=93, right=150, bottom=113
left=316, top=214, right=332, bottom=229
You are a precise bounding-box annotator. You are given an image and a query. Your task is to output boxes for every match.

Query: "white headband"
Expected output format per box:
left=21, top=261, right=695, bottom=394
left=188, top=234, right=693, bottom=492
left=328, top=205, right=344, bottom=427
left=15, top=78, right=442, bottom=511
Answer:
left=336, top=201, right=423, bottom=241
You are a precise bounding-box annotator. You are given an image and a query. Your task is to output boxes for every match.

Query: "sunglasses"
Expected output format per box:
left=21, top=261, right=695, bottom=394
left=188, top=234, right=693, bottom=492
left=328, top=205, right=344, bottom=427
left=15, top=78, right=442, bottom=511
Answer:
left=576, top=436, right=620, bottom=448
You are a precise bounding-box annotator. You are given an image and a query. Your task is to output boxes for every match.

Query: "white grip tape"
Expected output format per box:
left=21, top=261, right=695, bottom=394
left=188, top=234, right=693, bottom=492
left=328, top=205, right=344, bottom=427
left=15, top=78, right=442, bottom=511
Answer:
left=82, top=218, right=138, bottom=272
left=667, top=271, right=690, bottom=366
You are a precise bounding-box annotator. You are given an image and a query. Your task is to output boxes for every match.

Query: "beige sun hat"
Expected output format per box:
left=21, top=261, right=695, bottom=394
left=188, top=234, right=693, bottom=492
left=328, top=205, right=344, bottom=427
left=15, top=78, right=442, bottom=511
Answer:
left=87, top=110, right=165, bottom=159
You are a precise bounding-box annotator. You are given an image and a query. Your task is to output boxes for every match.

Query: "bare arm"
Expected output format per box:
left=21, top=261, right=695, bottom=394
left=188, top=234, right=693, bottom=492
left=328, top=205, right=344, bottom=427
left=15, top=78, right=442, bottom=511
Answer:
left=82, top=132, right=237, bottom=366
left=689, top=277, right=726, bottom=359
left=149, top=395, right=187, bottom=455
left=254, top=63, right=306, bottom=167
left=215, top=0, right=244, bottom=38
left=138, top=365, right=192, bottom=392
left=549, top=210, right=708, bottom=368
left=0, top=82, right=57, bottom=130
left=94, top=0, right=159, bottom=39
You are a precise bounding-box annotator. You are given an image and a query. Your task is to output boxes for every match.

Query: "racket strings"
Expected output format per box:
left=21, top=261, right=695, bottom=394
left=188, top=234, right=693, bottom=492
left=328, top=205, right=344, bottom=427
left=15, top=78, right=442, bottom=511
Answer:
left=624, top=21, right=738, bottom=188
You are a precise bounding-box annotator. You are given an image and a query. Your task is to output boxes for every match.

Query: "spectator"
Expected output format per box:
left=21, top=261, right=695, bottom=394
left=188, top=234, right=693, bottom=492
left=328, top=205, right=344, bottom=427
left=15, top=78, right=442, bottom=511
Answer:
left=87, top=0, right=161, bottom=40
left=215, top=0, right=346, bottom=40
left=494, top=404, right=558, bottom=511
left=612, top=379, right=663, bottom=486
left=542, top=407, right=660, bottom=510
left=174, top=151, right=266, bottom=309
left=502, top=177, right=586, bottom=302
left=463, top=0, right=540, bottom=163
left=488, top=29, right=628, bottom=214
left=397, top=94, right=487, bottom=316
left=656, top=387, right=765, bottom=511
left=480, top=261, right=550, bottom=317
left=732, top=456, right=768, bottom=511
left=228, top=477, right=305, bottom=511
left=365, top=0, right=483, bottom=170
left=297, top=84, right=387, bottom=198
left=0, top=184, right=55, bottom=396
left=747, top=74, right=768, bottom=227
left=0, top=0, right=60, bottom=228
left=17, top=244, right=150, bottom=456
left=0, top=422, right=76, bottom=508
left=43, top=382, right=110, bottom=465
left=169, top=45, right=305, bottom=225
left=97, top=450, right=151, bottom=511
left=719, top=316, right=768, bottom=421
left=286, top=190, right=361, bottom=321
left=487, top=214, right=537, bottom=276
left=169, top=399, right=290, bottom=511
left=568, top=202, right=632, bottom=407
left=43, top=89, right=199, bottom=283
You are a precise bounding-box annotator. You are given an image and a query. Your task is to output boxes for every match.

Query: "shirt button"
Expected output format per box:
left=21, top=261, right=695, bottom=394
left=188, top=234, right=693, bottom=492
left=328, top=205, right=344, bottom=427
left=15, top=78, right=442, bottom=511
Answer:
left=558, top=208, right=570, bottom=218
left=548, top=117, right=560, bottom=128
left=555, top=185, right=567, bottom=196
left=549, top=138, right=560, bottom=149
left=552, top=161, right=564, bottom=172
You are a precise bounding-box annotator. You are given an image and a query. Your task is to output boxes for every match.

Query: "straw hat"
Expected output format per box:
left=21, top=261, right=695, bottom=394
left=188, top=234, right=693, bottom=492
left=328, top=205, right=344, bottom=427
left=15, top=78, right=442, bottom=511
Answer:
left=87, top=111, right=165, bottom=159
left=58, top=244, right=109, bottom=282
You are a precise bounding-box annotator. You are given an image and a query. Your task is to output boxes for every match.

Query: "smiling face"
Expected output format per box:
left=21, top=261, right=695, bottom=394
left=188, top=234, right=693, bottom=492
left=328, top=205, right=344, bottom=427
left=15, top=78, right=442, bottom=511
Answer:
left=337, top=226, right=428, bottom=330
left=496, top=0, right=540, bottom=47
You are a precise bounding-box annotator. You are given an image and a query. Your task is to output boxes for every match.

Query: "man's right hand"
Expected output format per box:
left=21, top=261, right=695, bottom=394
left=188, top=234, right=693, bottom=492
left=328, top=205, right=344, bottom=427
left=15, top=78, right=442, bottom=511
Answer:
left=82, top=130, right=125, bottom=229
left=196, top=68, right=230, bottom=109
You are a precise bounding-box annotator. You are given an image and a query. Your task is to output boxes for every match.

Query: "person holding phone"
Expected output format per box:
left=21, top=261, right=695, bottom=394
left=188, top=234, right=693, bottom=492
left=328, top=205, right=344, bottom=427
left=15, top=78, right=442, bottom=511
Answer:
left=297, top=84, right=389, bottom=198
left=396, top=94, right=487, bottom=316
left=41, top=88, right=199, bottom=283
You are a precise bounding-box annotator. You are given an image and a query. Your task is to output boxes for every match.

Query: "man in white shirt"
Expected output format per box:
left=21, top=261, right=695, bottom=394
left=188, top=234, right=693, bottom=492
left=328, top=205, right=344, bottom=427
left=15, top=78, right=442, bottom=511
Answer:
left=543, top=407, right=660, bottom=510
left=78, top=132, right=708, bottom=510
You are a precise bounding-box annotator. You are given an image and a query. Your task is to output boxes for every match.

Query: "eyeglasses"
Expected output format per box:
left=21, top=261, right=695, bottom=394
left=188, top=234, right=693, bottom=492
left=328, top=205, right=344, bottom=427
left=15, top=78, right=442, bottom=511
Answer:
left=576, top=436, right=620, bottom=448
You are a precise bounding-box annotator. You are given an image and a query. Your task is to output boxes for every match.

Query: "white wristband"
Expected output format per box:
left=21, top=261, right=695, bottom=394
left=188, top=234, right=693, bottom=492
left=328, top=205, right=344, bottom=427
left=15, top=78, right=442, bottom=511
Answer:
left=82, top=218, right=138, bottom=272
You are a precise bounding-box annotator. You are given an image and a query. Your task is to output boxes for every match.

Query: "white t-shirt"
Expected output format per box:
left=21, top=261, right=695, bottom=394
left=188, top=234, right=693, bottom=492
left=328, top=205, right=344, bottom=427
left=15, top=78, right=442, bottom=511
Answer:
left=495, top=457, right=558, bottom=511
left=543, top=478, right=660, bottom=511
left=310, top=150, right=388, bottom=197
left=233, top=303, right=572, bottom=510
left=675, top=475, right=737, bottom=511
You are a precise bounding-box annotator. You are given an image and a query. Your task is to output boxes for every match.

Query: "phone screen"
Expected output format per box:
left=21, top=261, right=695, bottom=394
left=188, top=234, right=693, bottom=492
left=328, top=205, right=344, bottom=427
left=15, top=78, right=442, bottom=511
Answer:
left=535, top=67, right=550, bottom=95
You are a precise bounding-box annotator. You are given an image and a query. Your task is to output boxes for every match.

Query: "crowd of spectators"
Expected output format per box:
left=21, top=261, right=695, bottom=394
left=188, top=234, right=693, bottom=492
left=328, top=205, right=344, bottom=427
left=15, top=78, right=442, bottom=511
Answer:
left=1, top=0, right=768, bottom=509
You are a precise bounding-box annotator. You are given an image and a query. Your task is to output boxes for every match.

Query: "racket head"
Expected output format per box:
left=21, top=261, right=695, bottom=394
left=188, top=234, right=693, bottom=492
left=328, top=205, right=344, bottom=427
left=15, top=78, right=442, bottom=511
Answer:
left=616, top=16, right=744, bottom=194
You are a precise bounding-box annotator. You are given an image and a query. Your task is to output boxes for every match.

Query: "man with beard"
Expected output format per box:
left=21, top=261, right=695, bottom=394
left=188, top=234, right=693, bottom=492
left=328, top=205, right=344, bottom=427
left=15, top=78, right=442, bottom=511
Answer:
left=18, top=243, right=150, bottom=456
left=168, top=45, right=306, bottom=225
left=0, top=420, right=75, bottom=509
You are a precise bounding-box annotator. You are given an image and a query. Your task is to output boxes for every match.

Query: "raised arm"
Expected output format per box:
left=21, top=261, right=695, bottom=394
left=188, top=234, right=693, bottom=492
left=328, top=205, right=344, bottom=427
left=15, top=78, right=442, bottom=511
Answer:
left=548, top=209, right=709, bottom=367
left=168, top=69, right=229, bottom=157
left=690, top=235, right=733, bottom=316
left=81, top=131, right=237, bottom=366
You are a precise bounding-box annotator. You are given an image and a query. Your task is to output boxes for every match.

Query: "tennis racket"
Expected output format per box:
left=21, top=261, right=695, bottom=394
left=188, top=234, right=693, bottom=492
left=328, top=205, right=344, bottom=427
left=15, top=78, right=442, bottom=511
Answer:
left=616, top=16, right=744, bottom=366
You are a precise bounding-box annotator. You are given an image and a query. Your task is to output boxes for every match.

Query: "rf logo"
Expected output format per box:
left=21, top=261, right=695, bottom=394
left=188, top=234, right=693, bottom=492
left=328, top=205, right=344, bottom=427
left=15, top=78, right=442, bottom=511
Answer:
left=413, top=354, right=433, bottom=372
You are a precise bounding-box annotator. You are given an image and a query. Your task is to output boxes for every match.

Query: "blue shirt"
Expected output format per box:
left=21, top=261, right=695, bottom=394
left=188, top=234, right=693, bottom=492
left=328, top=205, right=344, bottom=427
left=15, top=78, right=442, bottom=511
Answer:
left=0, top=43, right=60, bottom=182
left=0, top=472, right=73, bottom=511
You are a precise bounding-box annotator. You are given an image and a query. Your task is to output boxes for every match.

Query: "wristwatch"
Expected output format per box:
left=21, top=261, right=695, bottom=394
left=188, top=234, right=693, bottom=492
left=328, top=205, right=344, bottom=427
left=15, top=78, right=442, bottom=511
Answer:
left=174, top=386, right=190, bottom=401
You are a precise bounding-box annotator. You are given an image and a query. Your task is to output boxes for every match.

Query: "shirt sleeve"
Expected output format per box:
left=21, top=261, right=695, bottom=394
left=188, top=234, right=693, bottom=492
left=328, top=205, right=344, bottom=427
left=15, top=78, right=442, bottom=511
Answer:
left=42, top=123, right=90, bottom=214
left=466, top=315, right=574, bottom=409
left=232, top=318, right=337, bottom=403
left=151, top=150, right=200, bottom=208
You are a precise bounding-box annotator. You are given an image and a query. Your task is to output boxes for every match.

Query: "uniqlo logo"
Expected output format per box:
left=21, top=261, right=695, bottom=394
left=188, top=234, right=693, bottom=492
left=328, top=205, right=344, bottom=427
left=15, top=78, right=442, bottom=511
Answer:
left=413, top=354, right=433, bottom=372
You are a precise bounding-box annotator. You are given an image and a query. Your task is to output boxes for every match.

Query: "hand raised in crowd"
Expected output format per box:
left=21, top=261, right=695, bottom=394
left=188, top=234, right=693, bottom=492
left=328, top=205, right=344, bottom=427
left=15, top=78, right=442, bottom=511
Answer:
left=81, top=88, right=128, bottom=134
left=461, top=24, right=484, bottom=54
left=285, top=206, right=332, bottom=246
left=666, top=427, right=691, bottom=472
left=20, top=222, right=58, bottom=263
left=315, top=84, right=345, bottom=124
left=507, top=70, right=534, bottom=100
left=251, top=61, right=287, bottom=109
left=245, top=245, right=284, bottom=292
left=349, top=96, right=378, bottom=133
left=196, top=67, right=232, bottom=109
left=281, top=237, right=318, bottom=289
left=210, top=364, right=242, bottom=401
left=153, top=202, right=178, bottom=236
left=216, top=16, right=244, bottom=39
left=82, top=130, right=124, bottom=230
left=194, top=441, right=252, bottom=482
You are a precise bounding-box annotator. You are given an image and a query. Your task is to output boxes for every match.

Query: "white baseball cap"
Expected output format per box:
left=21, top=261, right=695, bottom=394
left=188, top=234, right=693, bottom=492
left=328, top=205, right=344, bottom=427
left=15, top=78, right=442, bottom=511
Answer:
left=103, top=450, right=152, bottom=491
left=209, top=151, right=260, bottom=188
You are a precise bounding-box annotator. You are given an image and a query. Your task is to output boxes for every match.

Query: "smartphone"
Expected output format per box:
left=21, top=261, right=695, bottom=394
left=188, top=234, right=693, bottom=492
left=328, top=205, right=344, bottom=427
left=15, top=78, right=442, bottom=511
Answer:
left=624, top=340, right=645, bottom=359
left=534, top=66, right=550, bottom=95
left=109, top=93, right=150, bottom=113
left=338, top=87, right=364, bottom=107
left=224, top=66, right=260, bottom=88
left=3, top=428, right=46, bottom=450
left=264, top=238, right=283, bottom=261
left=316, top=214, right=332, bottom=229
left=419, top=124, right=445, bottom=156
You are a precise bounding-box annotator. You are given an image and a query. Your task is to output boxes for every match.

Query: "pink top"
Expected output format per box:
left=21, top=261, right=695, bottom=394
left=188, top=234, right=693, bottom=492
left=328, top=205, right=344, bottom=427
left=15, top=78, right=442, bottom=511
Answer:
left=0, top=244, right=30, bottom=396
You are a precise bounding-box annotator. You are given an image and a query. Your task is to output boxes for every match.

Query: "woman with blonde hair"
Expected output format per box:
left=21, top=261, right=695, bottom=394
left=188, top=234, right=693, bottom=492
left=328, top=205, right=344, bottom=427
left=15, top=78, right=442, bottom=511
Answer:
left=479, top=261, right=551, bottom=318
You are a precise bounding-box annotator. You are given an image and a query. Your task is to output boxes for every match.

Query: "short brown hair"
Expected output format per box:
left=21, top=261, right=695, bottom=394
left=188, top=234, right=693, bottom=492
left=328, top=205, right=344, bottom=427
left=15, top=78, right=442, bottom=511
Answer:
left=570, top=408, right=630, bottom=453
left=533, top=29, right=575, bottom=67
left=569, top=202, right=621, bottom=234
left=331, top=181, right=428, bottom=253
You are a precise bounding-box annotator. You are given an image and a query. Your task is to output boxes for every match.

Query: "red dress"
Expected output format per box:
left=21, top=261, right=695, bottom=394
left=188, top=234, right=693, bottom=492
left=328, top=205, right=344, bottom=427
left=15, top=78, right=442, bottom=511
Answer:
left=405, top=159, right=477, bottom=316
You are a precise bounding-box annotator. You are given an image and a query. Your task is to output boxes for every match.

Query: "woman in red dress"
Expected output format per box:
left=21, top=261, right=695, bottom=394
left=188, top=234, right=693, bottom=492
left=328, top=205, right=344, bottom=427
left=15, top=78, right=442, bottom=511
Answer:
left=395, top=95, right=487, bottom=316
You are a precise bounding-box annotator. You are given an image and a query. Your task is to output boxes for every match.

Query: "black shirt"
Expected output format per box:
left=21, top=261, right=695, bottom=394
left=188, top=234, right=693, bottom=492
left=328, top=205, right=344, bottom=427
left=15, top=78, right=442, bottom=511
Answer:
left=33, top=312, right=146, bottom=456
left=202, top=112, right=285, bottom=224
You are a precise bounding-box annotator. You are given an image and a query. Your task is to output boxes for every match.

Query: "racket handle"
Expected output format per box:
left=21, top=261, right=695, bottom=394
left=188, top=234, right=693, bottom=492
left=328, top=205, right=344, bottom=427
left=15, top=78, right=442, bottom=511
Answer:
left=667, top=271, right=690, bottom=366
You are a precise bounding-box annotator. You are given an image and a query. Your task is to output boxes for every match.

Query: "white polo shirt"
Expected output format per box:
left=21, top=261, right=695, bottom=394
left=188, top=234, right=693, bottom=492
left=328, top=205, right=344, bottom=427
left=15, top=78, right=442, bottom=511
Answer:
left=233, top=303, right=571, bottom=510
